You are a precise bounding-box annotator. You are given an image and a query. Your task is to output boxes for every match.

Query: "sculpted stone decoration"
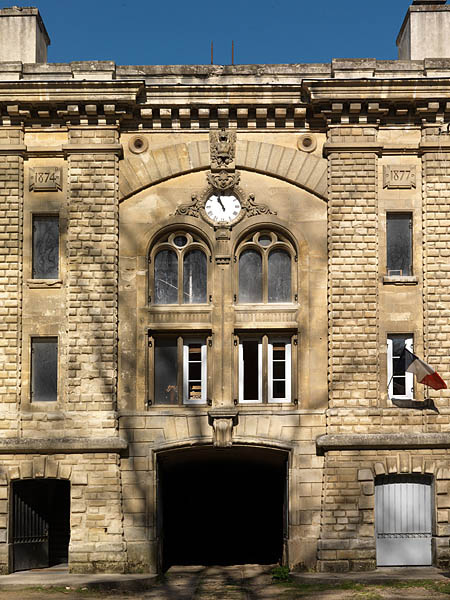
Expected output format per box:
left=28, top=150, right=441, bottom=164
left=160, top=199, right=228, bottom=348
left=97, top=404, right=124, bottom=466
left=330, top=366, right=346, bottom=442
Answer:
left=242, top=193, right=276, bottom=218
left=175, top=128, right=275, bottom=225
left=174, top=193, right=203, bottom=218
left=208, top=409, right=239, bottom=448
left=207, top=170, right=240, bottom=191
left=210, top=128, right=236, bottom=170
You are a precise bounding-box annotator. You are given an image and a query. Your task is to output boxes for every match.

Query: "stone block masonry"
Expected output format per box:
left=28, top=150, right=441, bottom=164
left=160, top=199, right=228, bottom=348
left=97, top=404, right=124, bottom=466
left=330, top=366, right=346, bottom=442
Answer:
left=422, top=127, right=450, bottom=414
left=327, top=127, right=379, bottom=409
left=0, top=127, right=23, bottom=413
left=67, top=127, right=119, bottom=418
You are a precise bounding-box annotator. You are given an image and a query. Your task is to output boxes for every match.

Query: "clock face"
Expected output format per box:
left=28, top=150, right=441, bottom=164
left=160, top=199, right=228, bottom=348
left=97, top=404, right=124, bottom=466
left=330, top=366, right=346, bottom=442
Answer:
left=204, top=194, right=242, bottom=224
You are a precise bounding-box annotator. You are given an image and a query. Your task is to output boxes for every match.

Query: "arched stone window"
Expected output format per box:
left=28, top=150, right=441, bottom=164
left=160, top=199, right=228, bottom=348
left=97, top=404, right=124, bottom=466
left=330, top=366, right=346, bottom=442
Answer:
left=150, top=231, right=209, bottom=304
left=236, top=231, right=294, bottom=304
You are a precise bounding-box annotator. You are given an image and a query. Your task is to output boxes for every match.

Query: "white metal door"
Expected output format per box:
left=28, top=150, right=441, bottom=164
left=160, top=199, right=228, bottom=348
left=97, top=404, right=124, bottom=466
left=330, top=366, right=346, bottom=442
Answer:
left=375, top=476, right=432, bottom=566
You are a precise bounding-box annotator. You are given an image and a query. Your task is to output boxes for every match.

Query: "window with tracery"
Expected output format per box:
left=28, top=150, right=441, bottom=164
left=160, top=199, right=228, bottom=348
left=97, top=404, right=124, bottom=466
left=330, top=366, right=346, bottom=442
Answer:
left=236, top=231, right=294, bottom=303
left=149, top=231, right=209, bottom=304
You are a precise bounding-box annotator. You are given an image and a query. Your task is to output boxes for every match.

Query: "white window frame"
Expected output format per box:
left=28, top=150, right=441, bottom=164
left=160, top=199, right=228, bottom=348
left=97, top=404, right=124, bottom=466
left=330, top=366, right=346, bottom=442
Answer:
left=238, top=339, right=263, bottom=403
left=183, top=338, right=207, bottom=405
left=387, top=335, right=413, bottom=400
left=268, top=339, right=291, bottom=404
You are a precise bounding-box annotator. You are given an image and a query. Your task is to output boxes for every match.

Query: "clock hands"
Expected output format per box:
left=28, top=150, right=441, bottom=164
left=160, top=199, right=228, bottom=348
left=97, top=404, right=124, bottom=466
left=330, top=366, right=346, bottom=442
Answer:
left=217, top=195, right=225, bottom=211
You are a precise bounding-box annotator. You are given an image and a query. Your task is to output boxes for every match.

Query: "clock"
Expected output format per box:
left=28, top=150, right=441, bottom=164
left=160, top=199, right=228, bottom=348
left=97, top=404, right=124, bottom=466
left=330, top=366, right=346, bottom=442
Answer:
left=204, top=194, right=242, bottom=224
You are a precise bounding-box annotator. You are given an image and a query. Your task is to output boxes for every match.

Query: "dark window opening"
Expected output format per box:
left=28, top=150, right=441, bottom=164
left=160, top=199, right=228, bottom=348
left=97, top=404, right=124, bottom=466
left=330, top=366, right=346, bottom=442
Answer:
left=242, top=340, right=260, bottom=401
left=154, top=338, right=178, bottom=405
left=387, top=213, right=412, bottom=276
left=32, top=216, right=59, bottom=279
left=31, top=337, right=58, bottom=402
left=12, top=479, right=70, bottom=571
left=158, top=446, right=287, bottom=571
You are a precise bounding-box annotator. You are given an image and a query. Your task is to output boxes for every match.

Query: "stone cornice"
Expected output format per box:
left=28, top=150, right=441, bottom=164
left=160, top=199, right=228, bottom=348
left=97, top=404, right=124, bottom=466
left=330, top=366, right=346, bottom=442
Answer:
left=302, top=78, right=450, bottom=102
left=316, top=433, right=450, bottom=454
left=0, top=80, right=144, bottom=103
left=0, top=437, right=128, bottom=454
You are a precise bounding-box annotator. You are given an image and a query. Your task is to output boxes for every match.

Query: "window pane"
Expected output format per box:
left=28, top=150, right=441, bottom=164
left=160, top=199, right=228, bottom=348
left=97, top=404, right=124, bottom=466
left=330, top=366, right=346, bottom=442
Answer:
left=155, top=250, right=178, bottom=304
left=387, top=214, right=412, bottom=276
left=32, top=216, right=59, bottom=279
left=268, top=250, right=291, bottom=302
left=183, top=250, right=207, bottom=304
left=243, top=340, right=260, bottom=400
left=155, top=338, right=178, bottom=404
left=239, top=250, right=262, bottom=303
left=273, top=381, right=286, bottom=399
left=187, top=343, right=204, bottom=402
left=388, top=334, right=412, bottom=400
left=31, top=338, right=57, bottom=402
left=273, top=361, right=286, bottom=379
left=393, top=378, right=406, bottom=396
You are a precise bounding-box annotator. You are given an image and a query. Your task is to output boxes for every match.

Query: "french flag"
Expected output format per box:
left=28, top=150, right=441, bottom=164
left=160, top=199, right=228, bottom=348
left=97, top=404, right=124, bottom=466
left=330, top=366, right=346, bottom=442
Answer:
left=401, top=347, right=447, bottom=391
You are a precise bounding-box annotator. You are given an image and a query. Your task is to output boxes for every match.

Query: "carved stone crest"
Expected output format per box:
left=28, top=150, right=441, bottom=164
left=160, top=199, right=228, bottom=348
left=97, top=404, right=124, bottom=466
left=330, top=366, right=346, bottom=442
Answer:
left=207, top=170, right=240, bottom=191
left=210, top=128, right=236, bottom=170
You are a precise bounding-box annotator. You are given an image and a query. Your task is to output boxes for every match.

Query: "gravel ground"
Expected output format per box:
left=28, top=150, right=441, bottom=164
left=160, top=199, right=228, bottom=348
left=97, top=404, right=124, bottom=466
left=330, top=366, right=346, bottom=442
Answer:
left=1, top=566, right=450, bottom=600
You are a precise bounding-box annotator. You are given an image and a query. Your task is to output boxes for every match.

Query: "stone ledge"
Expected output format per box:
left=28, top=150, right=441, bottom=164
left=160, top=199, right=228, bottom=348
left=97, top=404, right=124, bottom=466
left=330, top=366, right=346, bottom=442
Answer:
left=0, top=437, right=127, bottom=454
left=383, top=275, right=418, bottom=285
left=62, top=143, right=123, bottom=157
left=316, top=433, right=450, bottom=454
left=323, top=142, right=382, bottom=156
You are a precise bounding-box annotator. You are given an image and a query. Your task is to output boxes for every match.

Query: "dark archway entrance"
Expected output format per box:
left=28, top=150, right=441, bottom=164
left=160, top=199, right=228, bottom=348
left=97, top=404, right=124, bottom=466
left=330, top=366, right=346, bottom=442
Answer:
left=12, top=479, right=70, bottom=572
left=157, top=445, right=288, bottom=570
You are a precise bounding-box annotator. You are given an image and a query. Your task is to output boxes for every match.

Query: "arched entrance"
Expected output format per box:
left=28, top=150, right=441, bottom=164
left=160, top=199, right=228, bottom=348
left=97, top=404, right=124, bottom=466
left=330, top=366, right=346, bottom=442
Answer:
left=157, top=445, right=288, bottom=570
left=12, top=479, right=70, bottom=572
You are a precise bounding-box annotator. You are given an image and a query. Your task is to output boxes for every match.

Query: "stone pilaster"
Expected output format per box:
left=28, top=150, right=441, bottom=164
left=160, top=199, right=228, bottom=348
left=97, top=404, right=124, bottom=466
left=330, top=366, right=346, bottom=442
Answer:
left=422, top=126, right=450, bottom=414
left=327, top=127, right=379, bottom=409
left=66, top=127, right=120, bottom=417
left=0, top=128, right=23, bottom=427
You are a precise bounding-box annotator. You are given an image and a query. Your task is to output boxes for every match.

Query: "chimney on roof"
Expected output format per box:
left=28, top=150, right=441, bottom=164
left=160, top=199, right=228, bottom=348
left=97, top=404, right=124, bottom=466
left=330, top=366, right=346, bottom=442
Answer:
left=0, top=6, right=50, bottom=63
left=397, top=0, right=450, bottom=59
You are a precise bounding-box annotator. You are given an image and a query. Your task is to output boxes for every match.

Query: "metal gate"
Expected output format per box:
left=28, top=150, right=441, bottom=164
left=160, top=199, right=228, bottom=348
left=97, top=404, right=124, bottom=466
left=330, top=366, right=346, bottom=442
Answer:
left=12, top=479, right=70, bottom=572
left=375, top=475, right=432, bottom=566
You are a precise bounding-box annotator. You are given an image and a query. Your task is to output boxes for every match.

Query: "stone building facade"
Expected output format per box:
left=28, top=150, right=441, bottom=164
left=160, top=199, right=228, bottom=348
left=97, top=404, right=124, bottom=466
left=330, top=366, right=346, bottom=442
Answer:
left=0, top=0, right=450, bottom=574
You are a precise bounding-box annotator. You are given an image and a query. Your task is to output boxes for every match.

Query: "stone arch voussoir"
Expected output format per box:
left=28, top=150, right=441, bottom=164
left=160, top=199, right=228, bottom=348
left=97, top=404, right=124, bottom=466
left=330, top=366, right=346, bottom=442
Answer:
left=6, top=457, right=72, bottom=481
left=119, top=140, right=328, bottom=202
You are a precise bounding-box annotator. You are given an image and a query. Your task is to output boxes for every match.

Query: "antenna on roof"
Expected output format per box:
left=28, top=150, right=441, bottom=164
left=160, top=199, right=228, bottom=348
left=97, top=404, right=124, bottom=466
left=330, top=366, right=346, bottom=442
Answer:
left=232, top=40, right=234, bottom=65
left=211, top=41, right=213, bottom=65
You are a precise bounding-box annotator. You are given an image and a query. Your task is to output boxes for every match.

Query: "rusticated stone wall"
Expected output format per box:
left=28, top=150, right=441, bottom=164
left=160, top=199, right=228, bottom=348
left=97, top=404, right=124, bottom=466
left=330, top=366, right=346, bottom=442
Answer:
left=0, top=128, right=23, bottom=417
left=67, top=127, right=119, bottom=418
left=422, top=127, right=450, bottom=427
left=318, top=450, right=450, bottom=572
left=0, top=453, right=126, bottom=574
left=327, top=127, right=379, bottom=409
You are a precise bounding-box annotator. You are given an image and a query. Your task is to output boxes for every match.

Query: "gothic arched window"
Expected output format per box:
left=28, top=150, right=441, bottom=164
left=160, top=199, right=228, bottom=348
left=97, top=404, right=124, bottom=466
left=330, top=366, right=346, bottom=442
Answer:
left=237, top=231, right=294, bottom=303
left=150, top=232, right=209, bottom=304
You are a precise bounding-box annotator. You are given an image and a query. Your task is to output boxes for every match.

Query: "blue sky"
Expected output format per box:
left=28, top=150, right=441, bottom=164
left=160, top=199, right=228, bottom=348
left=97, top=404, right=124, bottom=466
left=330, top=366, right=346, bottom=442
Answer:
left=1, top=0, right=414, bottom=65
